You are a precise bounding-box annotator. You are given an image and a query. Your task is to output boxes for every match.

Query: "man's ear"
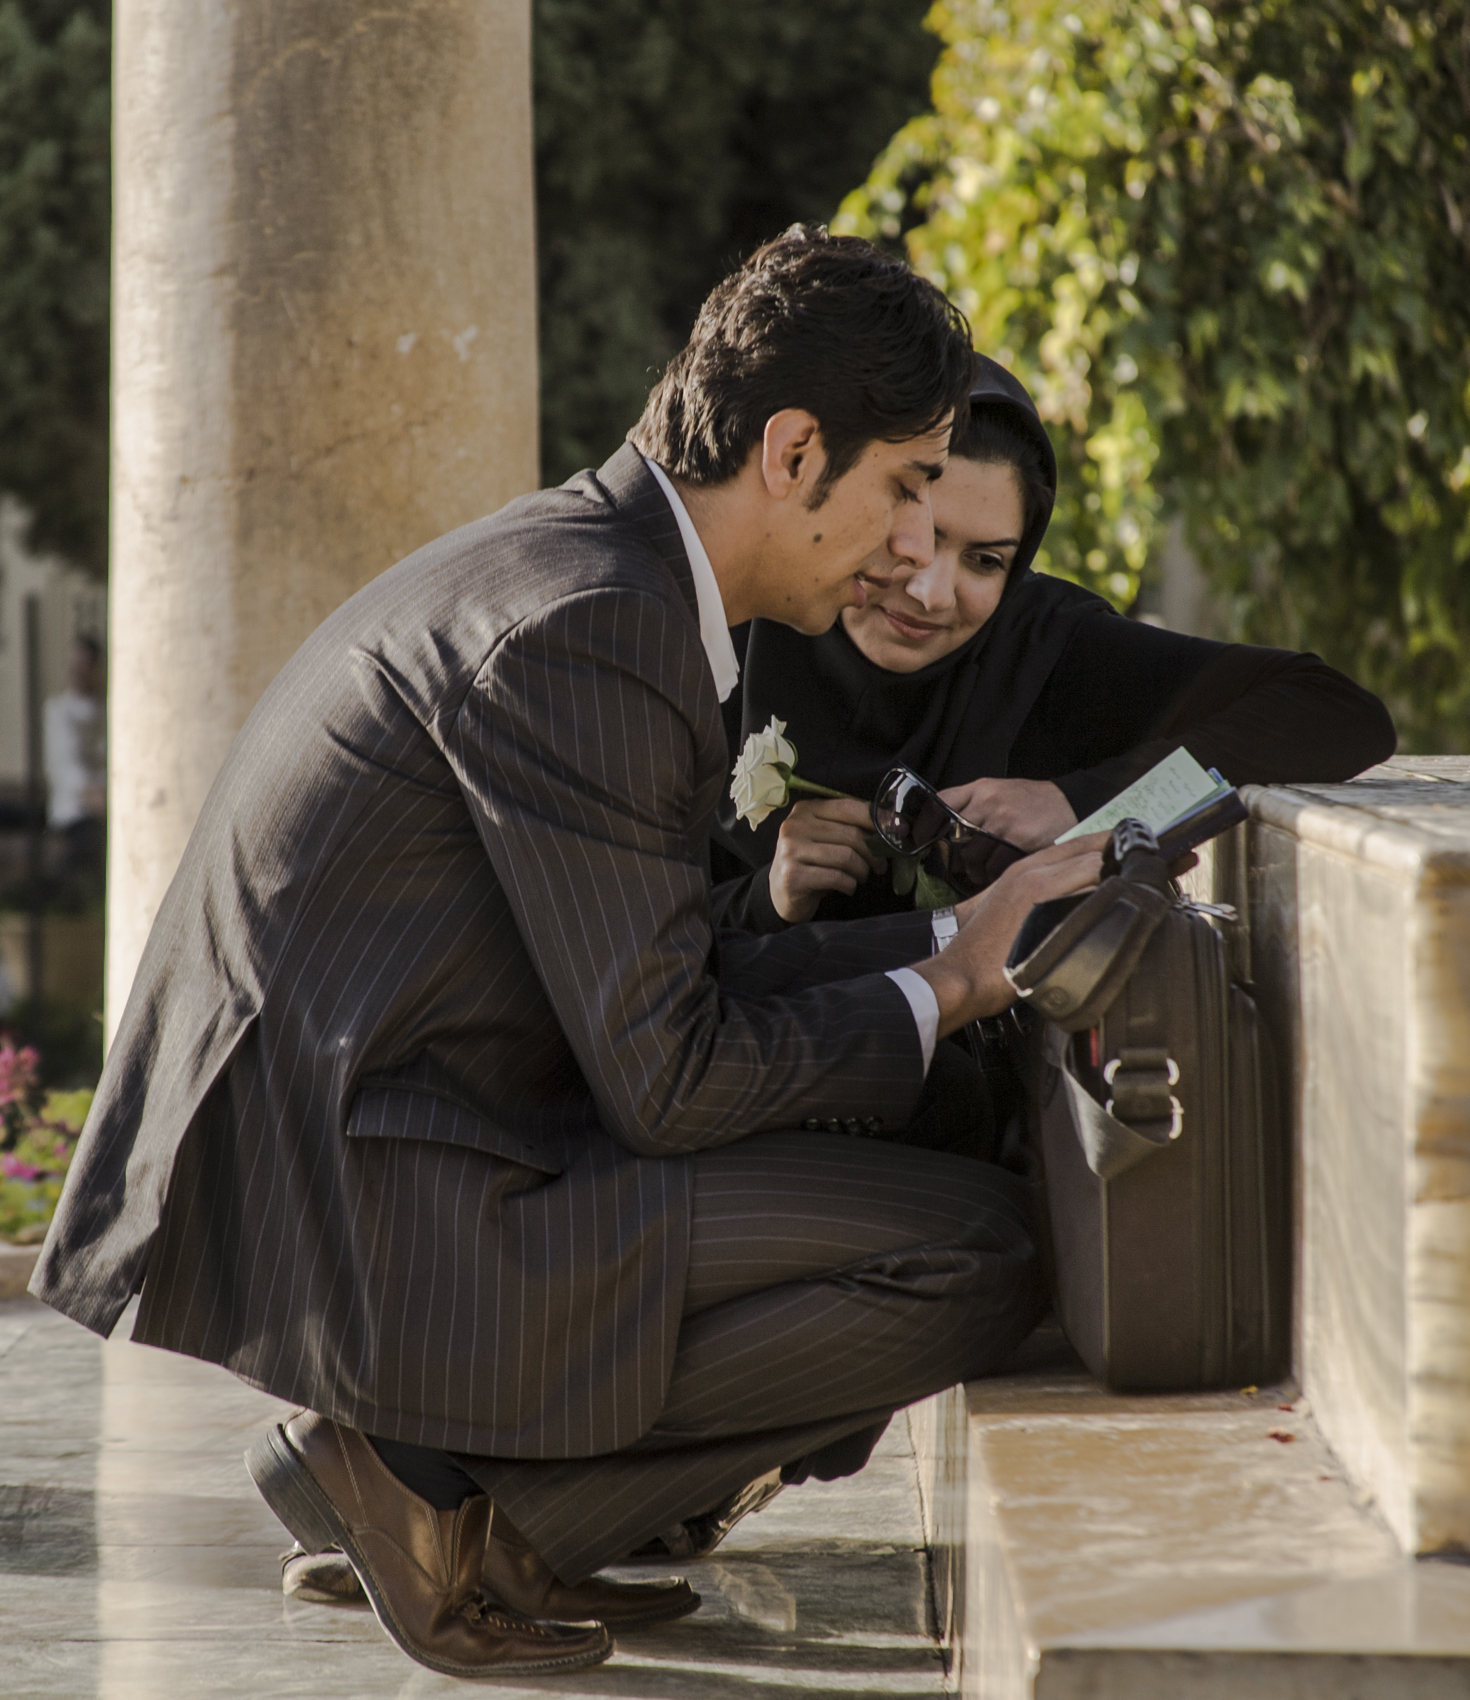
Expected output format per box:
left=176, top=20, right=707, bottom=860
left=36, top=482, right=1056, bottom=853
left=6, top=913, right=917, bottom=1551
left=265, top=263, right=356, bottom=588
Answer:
left=759, top=409, right=826, bottom=501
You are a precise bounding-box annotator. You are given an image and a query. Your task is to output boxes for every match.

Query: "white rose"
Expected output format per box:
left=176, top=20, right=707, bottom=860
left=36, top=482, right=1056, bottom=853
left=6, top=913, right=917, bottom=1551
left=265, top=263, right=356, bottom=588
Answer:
left=730, top=716, right=798, bottom=829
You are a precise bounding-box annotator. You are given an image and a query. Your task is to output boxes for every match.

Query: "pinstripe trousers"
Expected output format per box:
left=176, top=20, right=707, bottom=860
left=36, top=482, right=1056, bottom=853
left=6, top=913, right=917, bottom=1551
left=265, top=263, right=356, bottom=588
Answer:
left=460, top=1130, right=1044, bottom=1583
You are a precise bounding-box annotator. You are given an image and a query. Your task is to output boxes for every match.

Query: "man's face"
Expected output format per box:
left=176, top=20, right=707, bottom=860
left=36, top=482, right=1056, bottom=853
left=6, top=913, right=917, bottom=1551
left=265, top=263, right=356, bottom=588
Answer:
left=751, top=422, right=953, bottom=635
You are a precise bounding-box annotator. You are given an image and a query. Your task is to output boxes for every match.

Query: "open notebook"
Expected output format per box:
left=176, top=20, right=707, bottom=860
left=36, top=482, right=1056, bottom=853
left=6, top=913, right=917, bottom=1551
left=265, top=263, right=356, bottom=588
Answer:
left=1055, top=747, right=1235, bottom=845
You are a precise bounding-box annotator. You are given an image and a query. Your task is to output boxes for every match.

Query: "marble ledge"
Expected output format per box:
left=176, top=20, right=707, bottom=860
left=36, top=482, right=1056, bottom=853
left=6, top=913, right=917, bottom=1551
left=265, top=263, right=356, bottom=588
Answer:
left=1243, top=779, right=1470, bottom=878
left=909, top=1355, right=1470, bottom=1700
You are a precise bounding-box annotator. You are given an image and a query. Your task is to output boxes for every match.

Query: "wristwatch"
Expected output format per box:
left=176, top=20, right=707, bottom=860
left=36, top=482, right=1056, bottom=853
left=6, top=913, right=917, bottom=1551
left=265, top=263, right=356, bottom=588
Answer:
left=931, top=906, right=958, bottom=954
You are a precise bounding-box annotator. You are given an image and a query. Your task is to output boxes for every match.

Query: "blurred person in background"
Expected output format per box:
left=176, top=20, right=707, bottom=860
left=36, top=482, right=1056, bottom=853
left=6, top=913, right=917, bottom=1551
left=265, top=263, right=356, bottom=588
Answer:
left=44, top=635, right=105, bottom=887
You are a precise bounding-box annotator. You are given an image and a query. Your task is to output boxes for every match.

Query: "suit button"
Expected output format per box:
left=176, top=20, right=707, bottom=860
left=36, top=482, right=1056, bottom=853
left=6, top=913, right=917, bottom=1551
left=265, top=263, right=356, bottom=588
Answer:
left=843, top=1117, right=862, bottom=1136
left=863, top=1117, right=883, bottom=1137
left=802, top=1118, right=821, bottom=1131
left=825, top=1118, right=842, bottom=1135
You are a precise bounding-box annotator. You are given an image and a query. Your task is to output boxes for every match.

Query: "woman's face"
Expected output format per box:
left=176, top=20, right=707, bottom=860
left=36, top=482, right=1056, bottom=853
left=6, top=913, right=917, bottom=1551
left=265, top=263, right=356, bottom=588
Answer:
left=841, top=457, right=1026, bottom=674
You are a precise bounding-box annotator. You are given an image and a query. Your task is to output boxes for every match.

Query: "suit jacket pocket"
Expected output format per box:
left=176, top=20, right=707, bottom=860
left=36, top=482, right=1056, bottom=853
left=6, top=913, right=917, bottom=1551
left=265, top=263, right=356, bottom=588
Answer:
left=346, top=1083, right=566, bottom=1175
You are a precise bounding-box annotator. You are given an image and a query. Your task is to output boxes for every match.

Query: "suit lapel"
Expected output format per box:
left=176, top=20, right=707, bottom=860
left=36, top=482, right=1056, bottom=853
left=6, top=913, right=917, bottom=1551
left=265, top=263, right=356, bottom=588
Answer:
left=593, top=444, right=702, bottom=625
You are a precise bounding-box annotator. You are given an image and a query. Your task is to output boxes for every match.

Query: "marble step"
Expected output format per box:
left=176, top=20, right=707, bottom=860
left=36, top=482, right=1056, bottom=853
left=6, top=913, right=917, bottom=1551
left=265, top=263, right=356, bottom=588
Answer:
left=912, top=1331, right=1470, bottom=1698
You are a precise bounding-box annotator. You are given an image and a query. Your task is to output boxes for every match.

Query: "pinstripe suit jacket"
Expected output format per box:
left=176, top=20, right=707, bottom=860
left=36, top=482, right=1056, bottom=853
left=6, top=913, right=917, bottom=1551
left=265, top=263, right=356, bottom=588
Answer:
left=34, top=446, right=933, bottom=1457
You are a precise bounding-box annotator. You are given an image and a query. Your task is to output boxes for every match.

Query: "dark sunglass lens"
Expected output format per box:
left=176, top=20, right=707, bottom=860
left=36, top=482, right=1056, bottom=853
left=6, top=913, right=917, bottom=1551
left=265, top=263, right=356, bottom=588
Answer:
left=874, top=770, right=927, bottom=847
left=874, top=766, right=1018, bottom=868
left=908, top=795, right=954, bottom=849
left=880, top=770, right=959, bottom=852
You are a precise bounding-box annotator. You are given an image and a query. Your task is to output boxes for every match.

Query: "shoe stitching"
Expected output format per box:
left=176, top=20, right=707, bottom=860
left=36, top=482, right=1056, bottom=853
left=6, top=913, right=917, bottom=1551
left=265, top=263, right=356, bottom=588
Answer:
left=448, top=1502, right=476, bottom=1599
left=350, top=1526, right=450, bottom=1593
left=371, top=1581, right=609, bottom=1676
left=466, top=1599, right=605, bottom=1644
left=332, top=1421, right=368, bottom=1520
left=356, top=1432, right=452, bottom=1576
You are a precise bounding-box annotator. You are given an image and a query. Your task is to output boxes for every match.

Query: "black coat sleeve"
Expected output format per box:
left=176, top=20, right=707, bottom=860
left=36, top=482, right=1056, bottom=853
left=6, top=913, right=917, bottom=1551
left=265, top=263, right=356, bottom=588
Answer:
left=1008, top=618, right=1397, bottom=820
left=714, top=905, right=935, bottom=1000
left=708, top=862, right=789, bottom=935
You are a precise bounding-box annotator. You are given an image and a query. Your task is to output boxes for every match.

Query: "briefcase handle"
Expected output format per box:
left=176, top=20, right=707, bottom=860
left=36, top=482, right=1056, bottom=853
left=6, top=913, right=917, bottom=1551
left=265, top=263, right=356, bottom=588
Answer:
left=1003, top=818, right=1173, bottom=1031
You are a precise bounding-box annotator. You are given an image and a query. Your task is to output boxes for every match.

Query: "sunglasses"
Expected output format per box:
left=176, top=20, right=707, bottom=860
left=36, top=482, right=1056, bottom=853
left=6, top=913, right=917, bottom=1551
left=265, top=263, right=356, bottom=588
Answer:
left=870, top=765, right=1028, bottom=899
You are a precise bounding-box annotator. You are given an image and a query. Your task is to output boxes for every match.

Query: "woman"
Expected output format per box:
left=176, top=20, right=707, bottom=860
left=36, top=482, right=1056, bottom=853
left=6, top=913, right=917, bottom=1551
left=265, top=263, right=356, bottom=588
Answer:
left=711, top=356, right=1395, bottom=931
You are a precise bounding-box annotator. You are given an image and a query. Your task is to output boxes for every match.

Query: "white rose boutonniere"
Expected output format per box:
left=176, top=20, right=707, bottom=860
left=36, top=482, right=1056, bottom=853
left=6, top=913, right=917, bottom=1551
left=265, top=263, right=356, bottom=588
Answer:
left=729, top=716, right=849, bottom=829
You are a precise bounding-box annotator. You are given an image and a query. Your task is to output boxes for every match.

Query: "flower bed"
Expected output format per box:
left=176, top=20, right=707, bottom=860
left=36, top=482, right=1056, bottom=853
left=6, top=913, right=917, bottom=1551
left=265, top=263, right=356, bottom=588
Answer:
left=0, top=1039, right=91, bottom=1246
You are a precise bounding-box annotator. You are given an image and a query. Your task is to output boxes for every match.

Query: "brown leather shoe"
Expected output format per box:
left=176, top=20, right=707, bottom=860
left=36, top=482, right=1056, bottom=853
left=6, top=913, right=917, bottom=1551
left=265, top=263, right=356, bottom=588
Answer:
left=626, top=1467, right=785, bottom=1560
left=246, top=1414, right=611, bottom=1677
left=278, top=1508, right=702, bottom=1627
left=281, top=1542, right=366, bottom=1604
left=483, top=1505, right=700, bottom=1627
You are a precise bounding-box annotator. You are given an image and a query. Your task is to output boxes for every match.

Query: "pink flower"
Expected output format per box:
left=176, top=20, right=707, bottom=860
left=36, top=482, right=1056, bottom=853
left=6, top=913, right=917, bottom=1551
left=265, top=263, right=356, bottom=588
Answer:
left=0, top=1040, right=40, bottom=1107
left=1, top=1154, right=41, bottom=1181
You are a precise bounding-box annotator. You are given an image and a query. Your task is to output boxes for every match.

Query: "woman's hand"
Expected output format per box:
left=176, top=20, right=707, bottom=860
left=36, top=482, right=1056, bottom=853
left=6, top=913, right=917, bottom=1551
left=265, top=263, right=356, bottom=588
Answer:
left=911, top=834, right=1109, bottom=1032
left=769, top=798, right=886, bottom=924
left=938, top=776, right=1078, bottom=849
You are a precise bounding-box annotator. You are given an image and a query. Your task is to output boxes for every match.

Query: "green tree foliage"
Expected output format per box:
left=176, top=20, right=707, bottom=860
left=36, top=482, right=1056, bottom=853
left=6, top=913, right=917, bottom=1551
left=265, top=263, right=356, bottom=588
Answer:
left=838, top=0, right=1470, bottom=747
left=534, top=0, right=939, bottom=484
left=0, top=0, right=109, bottom=574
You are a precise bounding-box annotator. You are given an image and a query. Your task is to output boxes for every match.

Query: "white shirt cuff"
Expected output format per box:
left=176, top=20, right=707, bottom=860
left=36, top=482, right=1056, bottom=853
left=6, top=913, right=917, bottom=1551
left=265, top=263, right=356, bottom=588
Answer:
left=886, top=967, right=939, bottom=1074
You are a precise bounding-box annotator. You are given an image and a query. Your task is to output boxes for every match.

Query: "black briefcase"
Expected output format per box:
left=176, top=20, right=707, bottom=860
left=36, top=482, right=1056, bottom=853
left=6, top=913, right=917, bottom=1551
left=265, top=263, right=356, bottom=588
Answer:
left=1004, top=822, right=1289, bottom=1392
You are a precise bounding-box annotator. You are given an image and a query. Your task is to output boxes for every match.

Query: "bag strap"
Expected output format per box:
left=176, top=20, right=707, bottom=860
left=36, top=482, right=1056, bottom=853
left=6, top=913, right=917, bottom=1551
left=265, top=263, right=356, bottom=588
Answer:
left=1100, top=820, right=1186, bottom=1145
left=1004, top=817, right=1174, bottom=1031
left=1104, top=993, right=1183, bottom=1149
left=1049, top=1026, right=1178, bottom=1181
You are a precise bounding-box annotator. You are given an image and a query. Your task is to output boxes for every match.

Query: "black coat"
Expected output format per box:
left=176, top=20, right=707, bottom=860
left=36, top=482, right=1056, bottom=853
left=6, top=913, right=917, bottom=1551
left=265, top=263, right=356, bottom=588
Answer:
left=712, top=586, right=1397, bottom=932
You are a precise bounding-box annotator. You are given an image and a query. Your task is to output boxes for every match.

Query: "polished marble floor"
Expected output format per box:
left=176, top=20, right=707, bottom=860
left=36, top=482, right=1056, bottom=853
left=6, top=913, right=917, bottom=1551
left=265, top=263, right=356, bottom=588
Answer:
left=0, top=1295, right=945, bottom=1699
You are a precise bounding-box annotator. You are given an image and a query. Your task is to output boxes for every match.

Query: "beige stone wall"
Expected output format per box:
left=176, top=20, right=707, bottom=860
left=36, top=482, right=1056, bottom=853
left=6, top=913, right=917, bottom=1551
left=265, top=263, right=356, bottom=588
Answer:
left=1236, top=768, right=1470, bottom=1555
left=108, top=0, right=537, bottom=1035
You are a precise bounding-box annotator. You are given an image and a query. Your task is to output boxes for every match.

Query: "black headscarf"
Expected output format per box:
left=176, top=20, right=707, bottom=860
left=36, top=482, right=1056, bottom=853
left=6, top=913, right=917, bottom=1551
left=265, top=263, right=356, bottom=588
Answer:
left=715, top=355, right=1111, bottom=872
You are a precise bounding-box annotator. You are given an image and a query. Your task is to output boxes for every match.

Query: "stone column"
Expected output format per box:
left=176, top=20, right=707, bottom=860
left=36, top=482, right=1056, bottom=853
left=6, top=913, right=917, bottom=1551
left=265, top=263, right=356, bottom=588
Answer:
left=108, top=0, right=537, bottom=1035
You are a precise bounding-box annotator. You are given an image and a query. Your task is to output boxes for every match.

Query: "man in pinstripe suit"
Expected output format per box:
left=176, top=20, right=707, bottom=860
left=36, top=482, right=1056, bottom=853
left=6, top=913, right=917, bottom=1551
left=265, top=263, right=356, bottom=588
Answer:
left=33, top=229, right=1104, bottom=1677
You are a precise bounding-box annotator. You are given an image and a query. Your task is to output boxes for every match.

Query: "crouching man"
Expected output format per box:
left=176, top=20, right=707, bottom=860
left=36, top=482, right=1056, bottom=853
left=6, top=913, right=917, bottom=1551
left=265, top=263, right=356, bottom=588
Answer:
left=32, top=228, right=1102, bottom=1679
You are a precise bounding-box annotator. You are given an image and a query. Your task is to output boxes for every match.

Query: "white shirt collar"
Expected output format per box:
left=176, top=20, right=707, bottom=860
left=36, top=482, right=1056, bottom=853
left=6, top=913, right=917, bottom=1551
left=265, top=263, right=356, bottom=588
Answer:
left=641, top=455, right=740, bottom=703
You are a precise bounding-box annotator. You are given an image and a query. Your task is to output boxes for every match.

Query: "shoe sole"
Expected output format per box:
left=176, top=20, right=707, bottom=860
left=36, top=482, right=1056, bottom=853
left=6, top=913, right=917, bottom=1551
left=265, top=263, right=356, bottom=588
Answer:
left=246, top=1424, right=612, bottom=1677
left=284, top=1580, right=367, bottom=1606
left=593, top=1589, right=703, bottom=1629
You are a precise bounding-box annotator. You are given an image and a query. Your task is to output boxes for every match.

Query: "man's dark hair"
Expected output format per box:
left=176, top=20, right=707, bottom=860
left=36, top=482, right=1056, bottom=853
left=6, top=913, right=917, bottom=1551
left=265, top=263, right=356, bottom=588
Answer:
left=630, top=226, right=974, bottom=506
left=951, top=408, right=1055, bottom=538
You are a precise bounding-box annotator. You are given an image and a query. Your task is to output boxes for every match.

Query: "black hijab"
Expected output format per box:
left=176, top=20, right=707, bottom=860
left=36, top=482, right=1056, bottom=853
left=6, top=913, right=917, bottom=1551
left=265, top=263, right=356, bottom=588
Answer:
left=715, top=356, right=1111, bottom=872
